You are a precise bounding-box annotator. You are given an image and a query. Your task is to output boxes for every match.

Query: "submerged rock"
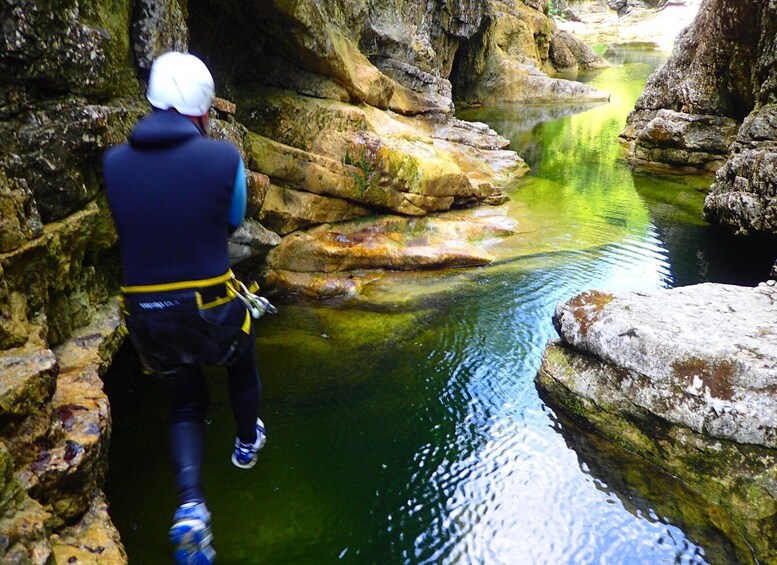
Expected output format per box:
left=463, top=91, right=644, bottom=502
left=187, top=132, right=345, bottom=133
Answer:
left=536, top=282, right=777, bottom=563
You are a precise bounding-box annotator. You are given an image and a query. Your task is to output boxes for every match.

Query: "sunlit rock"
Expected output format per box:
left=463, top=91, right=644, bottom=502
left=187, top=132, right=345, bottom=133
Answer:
left=264, top=209, right=519, bottom=297
left=259, top=184, right=373, bottom=236
left=536, top=282, right=777, bottom=563
left=452, top=2, right=609, bottom=106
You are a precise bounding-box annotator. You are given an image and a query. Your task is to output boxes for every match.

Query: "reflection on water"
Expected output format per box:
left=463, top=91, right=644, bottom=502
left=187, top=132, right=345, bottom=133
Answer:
left=105, top=45, right=773, bottom=563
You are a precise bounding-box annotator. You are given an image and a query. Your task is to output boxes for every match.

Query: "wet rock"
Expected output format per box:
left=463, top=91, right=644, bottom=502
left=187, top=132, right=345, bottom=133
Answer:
left=0, top=201, right=120, bottom=349
left=536, top=282, right=777, bottom=563
left=0, top=346, right=57, bottom=460
left=0, top=167, right=42, bottom=254
left=15, top=303, right=124, bottom=528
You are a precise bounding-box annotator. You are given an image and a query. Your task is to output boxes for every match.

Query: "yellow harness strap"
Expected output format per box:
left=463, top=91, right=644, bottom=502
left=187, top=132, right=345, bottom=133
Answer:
left=120, top=270, right=253, bottom=335
left=120, top=270, right=235, bottom=294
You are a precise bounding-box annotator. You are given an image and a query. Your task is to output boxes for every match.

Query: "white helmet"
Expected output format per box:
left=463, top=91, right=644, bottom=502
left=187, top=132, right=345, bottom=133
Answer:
left=146, top=52, right=215, bottom=116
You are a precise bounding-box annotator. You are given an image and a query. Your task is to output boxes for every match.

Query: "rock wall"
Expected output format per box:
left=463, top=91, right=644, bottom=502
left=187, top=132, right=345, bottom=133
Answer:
left=622, top=0, right=777, bottom=238
left=187, top=0, right=610, bottom=297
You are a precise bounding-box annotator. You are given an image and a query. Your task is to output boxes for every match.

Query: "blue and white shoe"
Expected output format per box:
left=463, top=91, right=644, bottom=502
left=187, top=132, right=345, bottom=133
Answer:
left=169, top=502, right=216, bottom=565
left=231, top=418, right=266, bottom=469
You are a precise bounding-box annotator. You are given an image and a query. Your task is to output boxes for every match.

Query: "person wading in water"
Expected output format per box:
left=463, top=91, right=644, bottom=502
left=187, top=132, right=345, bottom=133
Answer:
left=103, top=51, right=266, bottom=565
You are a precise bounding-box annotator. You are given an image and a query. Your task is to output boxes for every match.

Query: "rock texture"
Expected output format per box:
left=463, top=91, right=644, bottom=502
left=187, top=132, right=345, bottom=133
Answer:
left=622, top=0, right=777, bottom=238
left=264, top=208, right=518, bottom=297
left=451, top=1, right=610, bottom=107
left=187, top=0, right=611, bottom=294
left=536, top=282, right=777, bottom=564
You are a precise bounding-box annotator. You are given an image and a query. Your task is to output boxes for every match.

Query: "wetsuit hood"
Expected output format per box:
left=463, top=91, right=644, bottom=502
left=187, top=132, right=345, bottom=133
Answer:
left=130, top=110, right=202, bottom=148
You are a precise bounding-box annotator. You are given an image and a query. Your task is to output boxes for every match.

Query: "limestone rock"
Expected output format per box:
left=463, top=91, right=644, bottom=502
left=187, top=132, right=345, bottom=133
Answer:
left=0, top=0, right=138, bottom=99
left=228, top=219, right=282, bottom=266
left=704, top=104, right=777, bottom=235
left=607, top=0, right=668, bottom=16
left=264, top=208, right=518, bottom=297
left=50, top=491, right=127, bottom=565
left=548, top=284, right=777, bottom=446
left=451, top=2, right=610, bottom=106
left=0, top=443, right=51, bottom=565
left=131, top=0, right=188, bottom=72
left=0, top=99, right=146, bottom=224
left=536, top=282, right=777, bottom=563
left=241, top=89, right=525, bottom=221
left=17, top=303, right=124, bottom=528
left=259, top=184, right=373, bottom=235
left=629, top=109, right=739, bottom=172
left=622, top=0, right=763, bottom=165
left=0, top=346, right=57, bottom=463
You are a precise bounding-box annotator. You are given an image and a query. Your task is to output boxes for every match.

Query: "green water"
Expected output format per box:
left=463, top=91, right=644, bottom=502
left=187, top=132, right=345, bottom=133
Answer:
left=105, top=45, right=775, bottom=564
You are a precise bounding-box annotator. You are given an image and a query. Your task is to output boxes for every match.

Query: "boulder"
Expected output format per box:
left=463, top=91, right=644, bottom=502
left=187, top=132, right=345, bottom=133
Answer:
left=622, top=0, right=763, bottom=168
left=536, top=282, right=777, bottom=563
left=228, top=219, right=282, bottom=266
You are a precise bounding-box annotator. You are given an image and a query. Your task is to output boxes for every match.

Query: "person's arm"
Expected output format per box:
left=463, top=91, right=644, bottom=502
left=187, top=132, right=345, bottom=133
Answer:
left=228, top=158, right=247, bottom=234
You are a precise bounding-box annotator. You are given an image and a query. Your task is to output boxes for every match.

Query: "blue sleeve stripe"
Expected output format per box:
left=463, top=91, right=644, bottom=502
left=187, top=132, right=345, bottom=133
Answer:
left=228, top=158, right=247, bottom=229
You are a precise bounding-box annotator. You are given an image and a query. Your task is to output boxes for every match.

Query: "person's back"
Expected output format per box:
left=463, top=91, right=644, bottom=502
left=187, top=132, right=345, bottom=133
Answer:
left=104, top=110, right=241, bottom=286
left=103, top=52, right=265, bottom=565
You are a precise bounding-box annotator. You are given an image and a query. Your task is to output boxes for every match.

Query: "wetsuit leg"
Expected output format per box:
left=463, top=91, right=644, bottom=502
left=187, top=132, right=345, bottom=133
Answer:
left=159, top=366, right=210, bottom=505
left=227, top=331, right=262, bottom=445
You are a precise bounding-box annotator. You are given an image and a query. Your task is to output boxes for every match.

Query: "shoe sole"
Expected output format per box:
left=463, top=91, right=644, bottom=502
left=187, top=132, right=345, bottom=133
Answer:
left=231, top=434, right=266, bottom=469
left=170, top=520, right=215, bottom=565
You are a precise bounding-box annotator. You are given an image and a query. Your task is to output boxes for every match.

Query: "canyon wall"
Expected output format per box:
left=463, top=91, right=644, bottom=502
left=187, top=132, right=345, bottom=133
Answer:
left=622, top=0, right=777, bottom=238
left=0, top=0, right=608, bottom=560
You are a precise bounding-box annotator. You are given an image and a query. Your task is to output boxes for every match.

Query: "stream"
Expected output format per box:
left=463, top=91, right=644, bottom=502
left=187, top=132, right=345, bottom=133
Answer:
left=104, top=44, right=775, bottom=564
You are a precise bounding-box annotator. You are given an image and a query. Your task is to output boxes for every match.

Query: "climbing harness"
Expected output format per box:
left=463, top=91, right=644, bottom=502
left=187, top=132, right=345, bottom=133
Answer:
left=119, top=269, right=278, bottom=322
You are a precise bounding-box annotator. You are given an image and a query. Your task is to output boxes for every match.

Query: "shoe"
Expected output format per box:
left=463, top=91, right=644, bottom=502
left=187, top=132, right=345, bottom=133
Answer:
left=169, top=502, right=216, bottom=565
left=231, top=418, right=266, bottom=469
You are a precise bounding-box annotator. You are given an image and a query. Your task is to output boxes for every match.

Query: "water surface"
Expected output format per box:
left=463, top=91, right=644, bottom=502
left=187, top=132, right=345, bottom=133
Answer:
left=105, top=45, right=774, bottom=564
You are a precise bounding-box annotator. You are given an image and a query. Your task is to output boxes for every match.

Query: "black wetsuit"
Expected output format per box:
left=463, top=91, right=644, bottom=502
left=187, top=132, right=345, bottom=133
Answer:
left=104, top=110, right=261, bottom=504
